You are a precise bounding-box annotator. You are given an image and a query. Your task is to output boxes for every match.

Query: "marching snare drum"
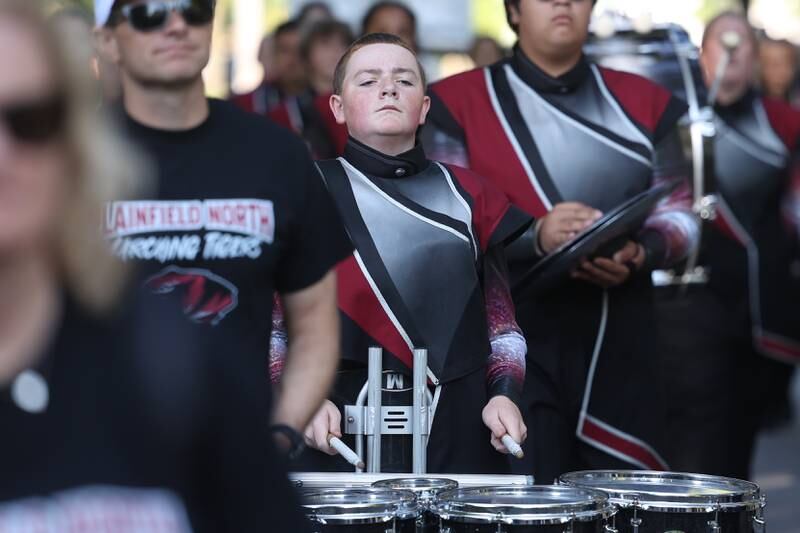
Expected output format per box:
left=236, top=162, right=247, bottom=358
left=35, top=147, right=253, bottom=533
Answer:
left=432, top=485, right=616, bottom=532
left=559, top=470, right=766, bottom=533
left=301, top=487, right=420, bottom=533
left=373, top=477, right=459, bottom=532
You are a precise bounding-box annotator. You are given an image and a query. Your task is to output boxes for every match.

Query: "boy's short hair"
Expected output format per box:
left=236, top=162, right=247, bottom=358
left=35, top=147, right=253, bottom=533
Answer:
left=332, top=32, right=426, bottom=95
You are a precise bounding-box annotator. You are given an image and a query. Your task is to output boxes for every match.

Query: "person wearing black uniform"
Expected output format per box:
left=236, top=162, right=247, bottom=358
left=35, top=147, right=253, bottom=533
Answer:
left=0, top=1, right=308, bottom=531
left=424, top=0, right=700, bottom=481
left=270, top=33, right=532, bottom=473
left=94, top=0, right=352, bottom=456
left=658, top=12, right=800, bottom=480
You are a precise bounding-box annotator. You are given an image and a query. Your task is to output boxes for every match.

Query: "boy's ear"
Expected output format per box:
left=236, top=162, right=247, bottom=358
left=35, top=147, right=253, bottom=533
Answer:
left=418, top=95, right=431, bottom=126
left=329, top=93, right=346, bottom=125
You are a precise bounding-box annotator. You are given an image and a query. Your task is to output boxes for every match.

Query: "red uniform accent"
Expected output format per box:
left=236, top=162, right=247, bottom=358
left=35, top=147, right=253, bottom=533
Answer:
left=755, top=332, right=800, bottom=363
left=268, top=93, right=349, bottom=157
left=314, top=94, right=348, bottom=156
left=447, top=164, right=515, bottom=251
left=597, top=67, right=674, bottom=134
left=268, top=104, right=294, bottom=131
left=231, top=91, right=258, bottom=114
left=762, top=97, right=800, bottom=151
left=579, top=416, right=669, bottom=471
left=336, top=255, right=414, bottom=370
left=431, top=69, right=549, bottom=217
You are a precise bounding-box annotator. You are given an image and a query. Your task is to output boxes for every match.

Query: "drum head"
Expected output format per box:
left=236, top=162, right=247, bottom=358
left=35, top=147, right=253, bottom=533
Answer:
left=432, top=485, right=614, bottom=525
left=372, top=477, right=458, bottom=502
left=302, top=487, right=419, bottom=525
left=558, top=470, right=762, bottom=513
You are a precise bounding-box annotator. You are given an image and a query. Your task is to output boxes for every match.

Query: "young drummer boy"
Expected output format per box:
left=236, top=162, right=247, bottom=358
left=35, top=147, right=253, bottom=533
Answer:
left=271, top=33, right=532, bottom=473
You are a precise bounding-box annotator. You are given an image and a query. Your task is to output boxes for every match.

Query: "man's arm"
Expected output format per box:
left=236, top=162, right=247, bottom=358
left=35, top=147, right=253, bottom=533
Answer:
left=271, top=270, right=339, bottom=432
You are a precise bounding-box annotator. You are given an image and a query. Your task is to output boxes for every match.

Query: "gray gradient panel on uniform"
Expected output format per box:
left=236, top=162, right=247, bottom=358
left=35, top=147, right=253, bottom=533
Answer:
left=504, top=64, right=653, bottom=212
left=715, top=99, right=789, bottom=231
left=342, top=162, right=480, bottom=374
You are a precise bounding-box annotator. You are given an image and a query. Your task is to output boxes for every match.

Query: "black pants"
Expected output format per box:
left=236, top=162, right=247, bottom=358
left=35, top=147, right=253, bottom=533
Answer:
left=292, top=365, right=508, bottom=474
left=655, top=285, right=766, bottom=480
left=511, top=277, right=666, bottom=484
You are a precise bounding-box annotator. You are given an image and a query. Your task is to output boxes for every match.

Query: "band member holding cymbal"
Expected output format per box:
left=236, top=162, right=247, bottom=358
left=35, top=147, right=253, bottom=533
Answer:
left=424, top=0, right=699, bottom=481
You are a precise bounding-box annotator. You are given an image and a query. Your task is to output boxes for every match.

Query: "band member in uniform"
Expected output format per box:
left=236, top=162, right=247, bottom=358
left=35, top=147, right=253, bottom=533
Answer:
left=267, top=19, right=353, bottom=159
left=230, top=20, right=307, bottom=116
left=759, top=37, right=800, bottom=108
left=94, top=0, right=353, bottom=457
left=424, top=0, right=699, bottom=481
left=659, top=11, right=800, bottom=479
left=271, top=33, right=532, bottom=473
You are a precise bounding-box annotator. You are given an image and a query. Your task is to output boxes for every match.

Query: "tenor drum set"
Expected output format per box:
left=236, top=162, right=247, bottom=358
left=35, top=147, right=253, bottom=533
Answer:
left=293, top=470, right=766, bottom=532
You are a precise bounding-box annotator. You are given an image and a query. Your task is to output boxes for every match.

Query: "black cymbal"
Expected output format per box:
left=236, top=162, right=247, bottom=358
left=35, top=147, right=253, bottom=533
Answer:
left=513, top=179, right=680, bottom=297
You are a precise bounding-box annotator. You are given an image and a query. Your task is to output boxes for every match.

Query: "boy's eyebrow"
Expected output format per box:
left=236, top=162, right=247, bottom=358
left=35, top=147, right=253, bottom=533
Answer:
left=352, top=67, right=419, bottom=78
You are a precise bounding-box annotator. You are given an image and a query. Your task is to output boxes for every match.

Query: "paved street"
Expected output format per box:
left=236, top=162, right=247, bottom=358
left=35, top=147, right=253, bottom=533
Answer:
left=753, top=376, right=800, bottom=532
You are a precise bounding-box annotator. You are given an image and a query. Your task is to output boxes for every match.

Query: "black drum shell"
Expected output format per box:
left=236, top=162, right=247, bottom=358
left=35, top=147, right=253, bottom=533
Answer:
left=612, top=506, right=757, bottom=533
left=438, top=519, right=606, bottom=532
left=307, top=519, right=394, bottom=533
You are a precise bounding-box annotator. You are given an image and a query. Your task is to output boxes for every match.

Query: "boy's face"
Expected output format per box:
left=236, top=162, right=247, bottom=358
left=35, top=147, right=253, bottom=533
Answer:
left=330, top=43, right=429, bottom=144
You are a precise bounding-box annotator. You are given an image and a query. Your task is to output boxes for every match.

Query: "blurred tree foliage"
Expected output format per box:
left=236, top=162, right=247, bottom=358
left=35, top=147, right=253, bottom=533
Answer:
left=696, top=0, right=744, bottom=22
left=46, top=0, right=93, bottom=14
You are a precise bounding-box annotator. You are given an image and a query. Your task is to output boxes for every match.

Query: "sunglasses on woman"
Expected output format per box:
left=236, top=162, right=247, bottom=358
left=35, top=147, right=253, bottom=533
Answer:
left=0, top=95, right=65, bottom=145
left=109, top=0, right=215, bottom=32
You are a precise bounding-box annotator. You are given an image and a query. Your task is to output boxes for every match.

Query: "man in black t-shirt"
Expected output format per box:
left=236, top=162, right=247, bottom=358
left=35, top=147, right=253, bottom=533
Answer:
left=94, top=0, right=351, bottom=469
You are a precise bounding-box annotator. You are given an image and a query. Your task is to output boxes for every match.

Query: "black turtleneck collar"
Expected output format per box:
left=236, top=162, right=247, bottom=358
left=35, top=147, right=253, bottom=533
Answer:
left=510, top=45, right=591, bottom=94
left=343, top=136, right=430, bottom=179
left=714, top=88, right=758, bottom=115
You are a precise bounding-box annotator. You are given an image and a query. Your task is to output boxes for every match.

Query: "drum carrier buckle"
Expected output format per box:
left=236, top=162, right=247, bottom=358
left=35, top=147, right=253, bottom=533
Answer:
left=343, top=347, right=433, bottom=474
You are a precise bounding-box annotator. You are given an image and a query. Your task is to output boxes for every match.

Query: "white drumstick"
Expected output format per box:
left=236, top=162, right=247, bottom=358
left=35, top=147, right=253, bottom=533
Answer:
left=328, top=434, right=365, bottom=469
left=502, top=435, right=524, bottom=459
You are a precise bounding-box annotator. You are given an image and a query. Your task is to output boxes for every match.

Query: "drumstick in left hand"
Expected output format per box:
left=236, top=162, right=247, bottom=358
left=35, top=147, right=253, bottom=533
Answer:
left=502, top=434, right=524, bottom=459
left=327, top=434, right=365, bottom=469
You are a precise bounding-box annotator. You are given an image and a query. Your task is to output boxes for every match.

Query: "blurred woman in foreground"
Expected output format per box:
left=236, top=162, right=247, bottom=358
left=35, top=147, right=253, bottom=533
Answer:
left=0, top=1, right=307, bottom=531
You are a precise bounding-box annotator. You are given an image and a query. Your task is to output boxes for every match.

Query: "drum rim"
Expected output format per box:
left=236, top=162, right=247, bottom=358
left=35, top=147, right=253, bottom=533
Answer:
left=558, top=470, right=762, bottom=512
left=431, top=485, right=616, bottom=525
left=371, top=477, right=459, bottom=501
left=302, top=487, right=419, bottom=524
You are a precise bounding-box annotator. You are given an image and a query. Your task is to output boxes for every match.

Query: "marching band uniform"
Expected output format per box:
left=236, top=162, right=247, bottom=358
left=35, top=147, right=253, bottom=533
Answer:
left=659, top=90, right=800, bottom=478
left=271, top=138, right=531, bottom=473
left=424, top=47, right=699, bottom=481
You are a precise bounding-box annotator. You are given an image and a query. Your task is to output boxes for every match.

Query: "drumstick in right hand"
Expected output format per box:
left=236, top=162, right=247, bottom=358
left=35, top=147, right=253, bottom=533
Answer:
left=327, top=434, right=365, bottom=469
left=502, top=434, right=525, bottom=459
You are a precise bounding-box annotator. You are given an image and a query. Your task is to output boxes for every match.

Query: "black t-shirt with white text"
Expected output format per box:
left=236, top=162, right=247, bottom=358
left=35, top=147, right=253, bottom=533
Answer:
left=0, top=291, right=310, bottom=533
left=110, top=99, right=352, bottom=337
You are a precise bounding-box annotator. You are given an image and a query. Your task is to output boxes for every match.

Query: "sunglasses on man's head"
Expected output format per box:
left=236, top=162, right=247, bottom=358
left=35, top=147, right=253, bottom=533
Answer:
left=0, top=95, right=66, bottom=145
left=109, top=0, right=215, bottom=32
